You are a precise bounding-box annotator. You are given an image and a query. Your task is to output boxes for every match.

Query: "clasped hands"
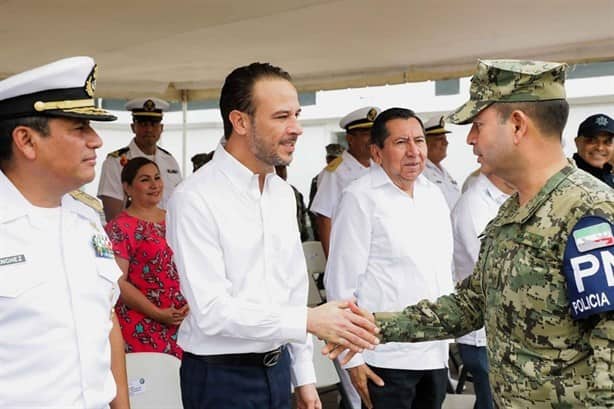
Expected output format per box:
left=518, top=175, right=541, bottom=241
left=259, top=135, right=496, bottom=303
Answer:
left=307, top=299, right=377, bottom=364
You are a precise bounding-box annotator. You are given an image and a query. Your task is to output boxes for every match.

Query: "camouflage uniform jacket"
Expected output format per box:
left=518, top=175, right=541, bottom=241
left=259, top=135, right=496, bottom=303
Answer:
left=376, top=165, right=614, bottom=408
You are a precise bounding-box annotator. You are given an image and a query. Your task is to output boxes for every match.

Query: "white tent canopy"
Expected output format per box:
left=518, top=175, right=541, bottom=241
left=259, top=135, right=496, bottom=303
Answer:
left=1, top=0, right=614, bottom=101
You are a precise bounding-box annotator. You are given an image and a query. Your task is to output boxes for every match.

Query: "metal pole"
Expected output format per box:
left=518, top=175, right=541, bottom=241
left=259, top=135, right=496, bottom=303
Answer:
left=181, top=90, right=188, bottom=175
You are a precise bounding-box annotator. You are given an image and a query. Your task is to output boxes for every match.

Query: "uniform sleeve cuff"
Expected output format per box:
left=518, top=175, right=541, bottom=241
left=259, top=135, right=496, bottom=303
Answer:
left=281, top=305, right=308, bottom=343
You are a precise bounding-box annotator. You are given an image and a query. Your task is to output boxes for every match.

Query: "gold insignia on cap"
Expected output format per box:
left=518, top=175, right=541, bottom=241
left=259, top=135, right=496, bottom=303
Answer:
left=143, top=99, right=156, bottom=111
left=85, top=65, right=97, bottom=98
left=367, top=108, right=378, bottom=121
left=34, top=98, right=95, bottom=112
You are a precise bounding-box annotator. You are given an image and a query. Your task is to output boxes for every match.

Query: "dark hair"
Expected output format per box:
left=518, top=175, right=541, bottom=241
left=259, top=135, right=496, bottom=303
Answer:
left=493, top=100, right=569, bottom=138
left=0, top=116, right=50, bottom=162
left=121, top=157, right=159, bottom=208
left=370, top=108, right=425, bottom=148
left=219, top=62, right=292, bottom=139
left=121, top=157, right=159, bottom=185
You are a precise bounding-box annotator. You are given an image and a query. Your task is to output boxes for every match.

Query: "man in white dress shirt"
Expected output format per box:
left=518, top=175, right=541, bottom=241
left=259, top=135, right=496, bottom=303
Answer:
left=166, top=62, right=379, bottom=409
left=422, top=115, right=460, bottom=210
left=0, top=57, right=129, bottom=408
left=325, top=108, right=455, bottom=409
left=451, top=162, right=514, bottom=409
left=98, top=97, right=182, bottom=221
left=310, top=107, right=380, bottom=409
left=310, top=106, right=380, bottom=256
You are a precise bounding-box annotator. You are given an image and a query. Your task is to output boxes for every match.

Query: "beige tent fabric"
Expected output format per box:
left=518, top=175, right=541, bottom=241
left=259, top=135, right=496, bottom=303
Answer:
left=1, top=0, right=613, bottom=101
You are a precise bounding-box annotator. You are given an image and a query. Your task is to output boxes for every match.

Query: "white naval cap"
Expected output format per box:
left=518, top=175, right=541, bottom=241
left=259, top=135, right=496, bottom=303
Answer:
left=0, top=56, right=116, bottom=121
left=125, top=97, right=169, bottom=121
left=424, top=115, right=451, bottom=136
left=339, top=106, right=380, bottom=131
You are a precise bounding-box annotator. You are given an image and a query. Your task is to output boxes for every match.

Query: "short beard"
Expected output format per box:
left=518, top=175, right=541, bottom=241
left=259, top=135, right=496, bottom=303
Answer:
left=249, top=119, right=292, bottom=167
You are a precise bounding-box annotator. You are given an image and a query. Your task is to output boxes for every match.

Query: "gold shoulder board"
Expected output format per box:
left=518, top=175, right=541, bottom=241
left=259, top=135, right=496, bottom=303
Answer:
left=69, top=190, right=104, bottom=214
left=325, top=155, right=343, bottom=172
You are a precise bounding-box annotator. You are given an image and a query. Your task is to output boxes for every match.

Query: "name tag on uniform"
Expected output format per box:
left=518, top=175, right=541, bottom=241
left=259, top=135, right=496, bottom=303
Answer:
left=92, top=234, right=115, bottom=259
left=0, top=254, right=26, bottom=266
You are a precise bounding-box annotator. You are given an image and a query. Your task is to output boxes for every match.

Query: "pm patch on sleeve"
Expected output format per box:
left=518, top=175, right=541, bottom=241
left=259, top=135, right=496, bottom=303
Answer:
left=563, top=215, right=614, bottom=319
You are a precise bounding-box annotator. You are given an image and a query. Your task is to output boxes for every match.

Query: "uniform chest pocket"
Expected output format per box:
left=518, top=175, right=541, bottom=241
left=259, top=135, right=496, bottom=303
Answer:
left=94, top=258, right=121, bottom=305
left=96, top=258, right=120, bottom=281
left=0, top=262, right=46, bottom=298
left=507, top=232, right=556, bottom=292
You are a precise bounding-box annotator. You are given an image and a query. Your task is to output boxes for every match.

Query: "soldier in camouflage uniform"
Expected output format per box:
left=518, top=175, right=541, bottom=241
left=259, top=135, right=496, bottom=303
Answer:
left=329, top=60, right=614, bottom=408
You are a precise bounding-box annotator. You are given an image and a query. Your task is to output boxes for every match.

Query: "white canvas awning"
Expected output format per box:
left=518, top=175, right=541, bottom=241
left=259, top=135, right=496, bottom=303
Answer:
left=1, top=0, right=613, bottom=101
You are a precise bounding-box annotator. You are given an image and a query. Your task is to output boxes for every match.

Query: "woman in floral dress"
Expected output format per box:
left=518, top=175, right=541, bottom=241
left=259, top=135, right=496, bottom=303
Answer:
left=105, top=157, right=188, bottom=358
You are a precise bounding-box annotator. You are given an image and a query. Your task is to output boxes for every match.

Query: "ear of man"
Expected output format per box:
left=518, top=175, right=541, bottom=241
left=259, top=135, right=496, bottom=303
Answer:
left=228, top=109, right=250, bottom=137
left=509, top=110, right=530, bottom=146
left=369, top=143, right=382, bottom=165
left=11, top=125, right=40, bottom=160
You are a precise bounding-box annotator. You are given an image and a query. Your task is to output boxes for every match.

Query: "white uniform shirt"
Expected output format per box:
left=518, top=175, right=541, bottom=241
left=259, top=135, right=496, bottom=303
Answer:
left=451, top=173, right=510, bottom=346
left=461, top=170, right=481, bottom=193
left=310, top=150, right=371, bottom=218
left=316, top=168, right=326, bottom=188
left=325, top=165, right=455, bottom=370
left=423, top=159, right=460, bottom=210
left=97, top=138, right=182, bottom=209
left=0, top=171, right=121, bottom=409
left=166, top=144, right=315, bottom=387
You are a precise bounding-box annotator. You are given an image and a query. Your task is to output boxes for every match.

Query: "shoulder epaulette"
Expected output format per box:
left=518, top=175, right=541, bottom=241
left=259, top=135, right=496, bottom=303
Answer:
left=107, top=146, right=130, bottom=158
left=324, top=155, right=343, bottom=172
left=69, top=190, right=104, bottom=214
left=157, top=146, right=171, bottom=155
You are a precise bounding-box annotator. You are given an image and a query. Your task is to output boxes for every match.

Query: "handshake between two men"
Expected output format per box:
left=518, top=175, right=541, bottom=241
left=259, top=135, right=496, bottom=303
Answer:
left=307, top=300, right=377, bottom=363
left=308, top=301, right=384, bottom=408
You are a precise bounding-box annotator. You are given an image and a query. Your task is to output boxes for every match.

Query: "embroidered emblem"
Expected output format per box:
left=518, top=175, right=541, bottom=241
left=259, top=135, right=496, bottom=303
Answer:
left=563, top=216, right=614, bottom=319
left=85, top=65, right=97, bottom=98
left=595, top=116, right=609, bottom=127
left=367, top=108, right=378, bottom=121
left=573, top=222, right=614, bottom=252
left=143, top=99, right=156, bottom=111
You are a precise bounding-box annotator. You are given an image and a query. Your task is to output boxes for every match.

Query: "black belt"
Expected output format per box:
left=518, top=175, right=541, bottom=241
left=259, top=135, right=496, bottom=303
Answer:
left=185, top=346, right=284, bottom=368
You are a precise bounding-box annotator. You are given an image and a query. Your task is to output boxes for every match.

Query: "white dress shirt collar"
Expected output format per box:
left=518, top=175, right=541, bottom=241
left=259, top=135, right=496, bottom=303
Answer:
left=342, top=150, right=371, bottom=171
left=370, top=163, right=430, bottom=194
left=129, top=137, right=157, bottom=159
left=213, top=143, right=276, bottom=200
left=425, top=158, right=442, bottom=173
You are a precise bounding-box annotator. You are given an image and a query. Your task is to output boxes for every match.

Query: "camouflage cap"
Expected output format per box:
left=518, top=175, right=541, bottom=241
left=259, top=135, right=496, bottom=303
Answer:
left=447, top=59, right=568, bottom=125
